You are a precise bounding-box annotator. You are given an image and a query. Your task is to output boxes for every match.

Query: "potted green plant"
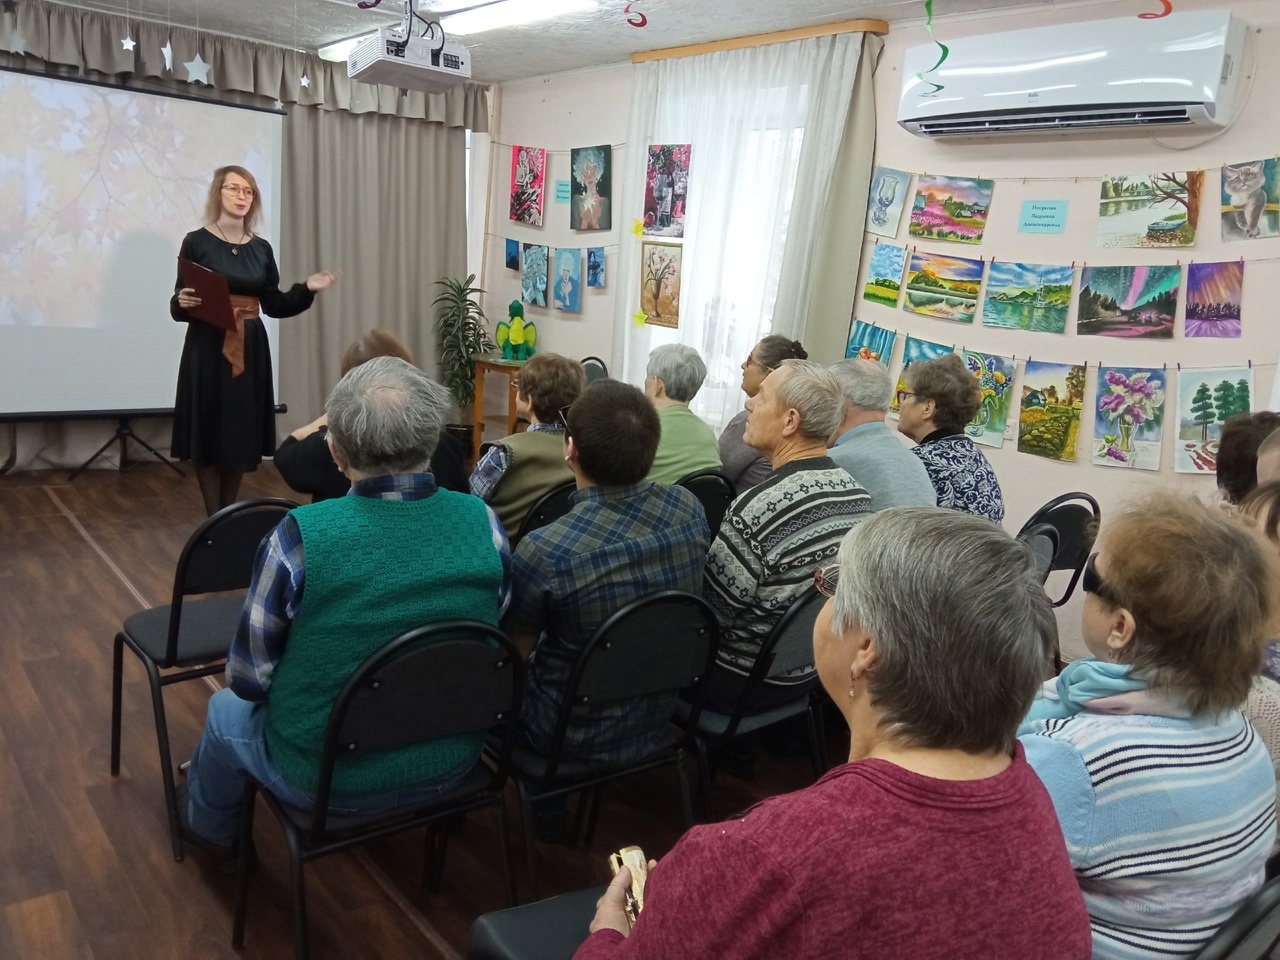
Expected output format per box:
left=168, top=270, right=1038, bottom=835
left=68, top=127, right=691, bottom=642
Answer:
left=433, top=274, right=496, bottom=454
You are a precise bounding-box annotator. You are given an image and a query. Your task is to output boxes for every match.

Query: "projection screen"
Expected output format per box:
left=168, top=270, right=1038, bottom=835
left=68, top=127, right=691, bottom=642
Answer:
left=0, top=71, right=284, bottom=416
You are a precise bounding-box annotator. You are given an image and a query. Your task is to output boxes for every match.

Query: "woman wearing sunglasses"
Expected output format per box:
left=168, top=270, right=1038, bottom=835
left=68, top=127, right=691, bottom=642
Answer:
left=1020, top=495, right=1277, bottom=960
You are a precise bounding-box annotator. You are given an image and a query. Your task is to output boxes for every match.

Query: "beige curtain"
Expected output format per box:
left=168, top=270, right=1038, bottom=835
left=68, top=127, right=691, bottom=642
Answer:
left=0, top=0, right=483, bottom=470
left=802, top=34, right=884, bottom=363
left=277, top=107, right=470, bottom=434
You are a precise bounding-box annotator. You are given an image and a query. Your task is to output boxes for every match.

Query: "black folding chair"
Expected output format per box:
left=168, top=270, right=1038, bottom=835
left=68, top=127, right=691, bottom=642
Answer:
left=110, top=496, right=295, bottom=861
left=1017, top=523, right=1061, bottom=586
left=579, top=357, right=609, bottom=384
left=1017, top=492, right=1101, bottom=607
left=1193, top=876, right=1280, bottom=960
left=513, top=479, right=579, bottom=545
left=677, top=587, right=828, bottom=819
left=499, top=590, right=718, bottom=900
left=468, top=886, right=603, bottom=960
left=675, top=469, right=737, bottom=533
left=231, top=621, right=524, bottom=960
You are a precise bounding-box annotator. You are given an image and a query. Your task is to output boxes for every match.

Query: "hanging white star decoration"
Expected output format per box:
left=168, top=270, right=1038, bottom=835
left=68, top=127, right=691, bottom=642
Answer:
left=273, top=98, right=284, bottom=111
left=9, top=32, right=25, bottom=55
left=161, top=40, right=174, bottom=71
left=299, top=73, right=310, bottom=88
left=184, top=52, right=212, bottom=84
left=121, top=36, right=136, bottom=51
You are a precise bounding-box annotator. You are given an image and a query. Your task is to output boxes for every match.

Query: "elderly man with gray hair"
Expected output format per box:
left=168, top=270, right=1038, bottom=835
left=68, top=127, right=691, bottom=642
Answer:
left=644, top=343, right=723, bottom=484
left=828, top=358, right=937, bottom=512
left=177, top=357, right=511, bottom=858
left=702, top=359, right=871, bottom=706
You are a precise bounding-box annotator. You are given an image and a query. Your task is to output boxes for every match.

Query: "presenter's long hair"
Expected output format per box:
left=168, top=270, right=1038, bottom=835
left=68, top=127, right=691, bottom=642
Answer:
left=204, top=165, right=262, bottom=234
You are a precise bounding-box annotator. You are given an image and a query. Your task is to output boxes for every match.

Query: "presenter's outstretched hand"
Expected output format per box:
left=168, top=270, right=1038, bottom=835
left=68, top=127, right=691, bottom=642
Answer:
left=306, top=270, right=340, bottom=293
left=177, top=287, right=202, bottom=310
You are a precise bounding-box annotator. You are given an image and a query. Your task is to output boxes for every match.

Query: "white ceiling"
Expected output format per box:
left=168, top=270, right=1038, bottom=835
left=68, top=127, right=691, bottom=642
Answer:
left=59, top=0, right=1037, bottom=84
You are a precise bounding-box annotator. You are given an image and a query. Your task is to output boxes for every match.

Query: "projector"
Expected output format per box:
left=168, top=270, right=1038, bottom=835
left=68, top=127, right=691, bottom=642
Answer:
left=348, top=27, right=471, bottom=93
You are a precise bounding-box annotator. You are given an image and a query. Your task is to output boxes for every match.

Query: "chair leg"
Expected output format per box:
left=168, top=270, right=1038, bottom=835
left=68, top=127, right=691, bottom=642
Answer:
left=426, top=823, right=450, bottom=894
left=806, top=703, right=826, bottom=782
left=570, top=788, right=590, bottom=845
left=110, top=633, right=125, bottom=776
left=494, top=801, right=518, bottom=908
left=582, top=785, right=606, bottom=847
left=231, top=783, right=259, bottom=949
left=695, top=738, right=714, bottom=822
left=674, top=750, right=695, bottom=831
left=285, top=830, right=310, bottom=960
left=142, top=658, right=183, bottom=861
left=517, top=781, right=540, bottom=902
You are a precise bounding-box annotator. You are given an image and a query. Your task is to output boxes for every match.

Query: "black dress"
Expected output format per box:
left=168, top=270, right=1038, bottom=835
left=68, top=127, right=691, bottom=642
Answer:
left=274, top=428, right=471, bottom=502
left=170, top=228, right=315, bottom=471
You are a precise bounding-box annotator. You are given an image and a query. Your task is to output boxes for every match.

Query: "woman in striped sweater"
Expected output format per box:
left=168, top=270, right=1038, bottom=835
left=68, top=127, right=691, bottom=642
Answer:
left=1020, top=495, right=1278, bottom=960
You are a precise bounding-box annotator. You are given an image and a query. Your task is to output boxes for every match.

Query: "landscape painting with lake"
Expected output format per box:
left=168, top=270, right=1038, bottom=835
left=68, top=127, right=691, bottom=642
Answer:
left=1077, top=265, right=1180, bottom=339
left=902, top=251, right=985, bottom=324
left=1097, top=172, right=1203, bottom=248
left=982, top=261, right=1073, bottom=333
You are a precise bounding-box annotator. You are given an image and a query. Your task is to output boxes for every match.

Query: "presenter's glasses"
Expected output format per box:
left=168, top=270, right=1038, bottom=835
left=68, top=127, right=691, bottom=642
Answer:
left=222, top=185, right=255, bottom=198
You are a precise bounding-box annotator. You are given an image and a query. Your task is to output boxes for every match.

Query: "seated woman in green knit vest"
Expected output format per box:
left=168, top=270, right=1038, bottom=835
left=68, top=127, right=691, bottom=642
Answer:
left=644, top=343, right=723, bottom=485
left=470, top=352, right=586, bottom=542
left=177, top=357, right=511, bottom=858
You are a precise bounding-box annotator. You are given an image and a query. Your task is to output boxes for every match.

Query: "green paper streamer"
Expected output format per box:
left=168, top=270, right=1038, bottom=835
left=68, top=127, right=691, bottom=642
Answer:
left=914, top=0, right=950, bottom=97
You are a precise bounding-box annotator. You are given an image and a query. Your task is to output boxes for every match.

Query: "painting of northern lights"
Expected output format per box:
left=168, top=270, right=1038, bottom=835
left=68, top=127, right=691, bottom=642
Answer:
left=1076, top=264, right=1180, bottom=339
left=1185, top=261, right=1243, bottom=338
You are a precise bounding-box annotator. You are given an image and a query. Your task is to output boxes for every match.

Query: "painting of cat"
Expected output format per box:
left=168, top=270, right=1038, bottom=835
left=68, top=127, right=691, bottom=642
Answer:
left=1221, top=159, right=1279, bottom=241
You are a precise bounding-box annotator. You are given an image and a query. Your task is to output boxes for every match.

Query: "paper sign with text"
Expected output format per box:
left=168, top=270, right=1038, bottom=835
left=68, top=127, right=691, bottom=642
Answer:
left=1019, top=200, right=1068, bottom=234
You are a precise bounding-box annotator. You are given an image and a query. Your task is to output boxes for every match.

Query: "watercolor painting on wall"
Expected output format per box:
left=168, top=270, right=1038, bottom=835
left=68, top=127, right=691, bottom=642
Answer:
left=1185, top=261, right=1243, bottom=338
left=845, top=319, right=897, bottom=364
left=1097, top=172, right=1203, bottom=247
left=1221, top=159, right=1280, bottom=241
left=962, top=350, right=1016, bottom=449
left=510, top=145, right=546, bottom=226
left=908, top=175, right=994, bottom=244
left=1175, top=366, right=1254, bottom=473
left=505, top=239, right=520, bottom=271
left=891, top=335, right=953, bottom=414
left=902, top=251, right=985, bottom=324
left=1076, top=265, right=1180, bottom=339
left=644, top=144, right=691, bottom=238
left=521, top=243, right=547, bottom=308
left=982, top=261, right=1073, bottom=333
left=570, top=145, right=611, bottom=231
left=551, top=248, right=582, bottom=313
left=586, top=247, right=605, bottom=287
left=640, top=241, right=682, bottom=328
left=1017, top=360, right=1085, bottom=462
left=863, top=243, right=907, bottom=307
left=1093, top=367, right=1166, bottom=471
left=866, top=166, right=911, bottom=238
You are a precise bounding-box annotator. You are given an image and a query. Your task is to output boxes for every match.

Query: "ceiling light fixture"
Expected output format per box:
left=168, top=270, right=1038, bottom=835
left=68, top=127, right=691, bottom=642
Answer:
left=441, top=0, right=598, bottom=37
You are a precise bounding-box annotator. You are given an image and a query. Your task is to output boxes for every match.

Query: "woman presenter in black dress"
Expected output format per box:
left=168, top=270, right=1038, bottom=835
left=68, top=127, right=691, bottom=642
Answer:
left=171, top=165, right=337, bottom=515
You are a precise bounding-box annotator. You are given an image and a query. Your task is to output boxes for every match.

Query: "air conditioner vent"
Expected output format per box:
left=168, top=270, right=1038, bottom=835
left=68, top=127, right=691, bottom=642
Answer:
left=917, top=105, right=1196, bottom=138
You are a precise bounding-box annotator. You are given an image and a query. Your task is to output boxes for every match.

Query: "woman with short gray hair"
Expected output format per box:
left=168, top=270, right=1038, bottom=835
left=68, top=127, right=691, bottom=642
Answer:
left=570, top=507, right=1092, bottom=959
left=643, top=344, right=723, bottom=484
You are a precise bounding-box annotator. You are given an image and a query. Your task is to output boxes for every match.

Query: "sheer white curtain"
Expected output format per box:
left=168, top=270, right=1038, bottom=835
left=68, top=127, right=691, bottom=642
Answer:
left=614, top=35, right=863, bottom=432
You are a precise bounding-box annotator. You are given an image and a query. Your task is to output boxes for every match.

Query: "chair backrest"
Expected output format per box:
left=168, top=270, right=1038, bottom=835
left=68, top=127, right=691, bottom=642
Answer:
left=1017, top=492, right=1100, bottom=607
left=311, top=621, right=524, bottom=839
left=1193, top=877, right=1280, bottom=960
left=580, top=357, right=609, bottom=384
left=175, top=497, right=297, bottom=598
left=543, top=590, right=719, bottom=778
left=675, top=469, right=736, bottom=533
left=1018, top=523, right=1061, bottom=586
left=513, top=479, right=579, bottom=545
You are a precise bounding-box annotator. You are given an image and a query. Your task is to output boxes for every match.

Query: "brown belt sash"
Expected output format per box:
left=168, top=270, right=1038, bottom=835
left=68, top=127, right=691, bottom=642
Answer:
left=223, top=295, right=261, bottom=378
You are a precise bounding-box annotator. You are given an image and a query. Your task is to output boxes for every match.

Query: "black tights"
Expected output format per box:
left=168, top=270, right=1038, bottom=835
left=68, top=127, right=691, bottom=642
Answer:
left=194, top=464, right=245, bottom=517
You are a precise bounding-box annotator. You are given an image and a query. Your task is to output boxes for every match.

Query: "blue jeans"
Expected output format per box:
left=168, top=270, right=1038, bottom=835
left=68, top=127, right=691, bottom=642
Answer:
left=187, top=688, right=477, bottom=847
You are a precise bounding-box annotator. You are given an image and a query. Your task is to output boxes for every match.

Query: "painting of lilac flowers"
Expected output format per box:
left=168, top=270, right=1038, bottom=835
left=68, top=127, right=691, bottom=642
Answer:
left=1175, top=366, right=1253, bottom=473
left=1093, top=367, right=1166, bottom=471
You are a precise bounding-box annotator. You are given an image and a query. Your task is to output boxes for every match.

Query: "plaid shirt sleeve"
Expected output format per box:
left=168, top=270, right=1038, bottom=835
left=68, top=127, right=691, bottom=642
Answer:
left=486, top=505, right=514, bottom=616
left=501, top=534, right=551, bottom=642
left=225, top=516, right=305, bottom=701
left=469, top=444, right=510, bottom=501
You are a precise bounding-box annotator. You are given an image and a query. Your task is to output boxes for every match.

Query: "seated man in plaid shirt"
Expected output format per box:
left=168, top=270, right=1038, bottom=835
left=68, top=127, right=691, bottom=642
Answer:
left=503, top=380, right=711, bottom=833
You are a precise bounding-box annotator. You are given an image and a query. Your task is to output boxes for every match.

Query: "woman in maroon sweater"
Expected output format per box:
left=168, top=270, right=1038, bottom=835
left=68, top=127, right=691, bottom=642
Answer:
left=575, top=507, right=1091, bottom=960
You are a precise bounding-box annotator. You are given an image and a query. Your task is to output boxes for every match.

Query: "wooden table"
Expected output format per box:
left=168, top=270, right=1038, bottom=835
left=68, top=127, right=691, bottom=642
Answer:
left=472, top=357, right=526, bottom=461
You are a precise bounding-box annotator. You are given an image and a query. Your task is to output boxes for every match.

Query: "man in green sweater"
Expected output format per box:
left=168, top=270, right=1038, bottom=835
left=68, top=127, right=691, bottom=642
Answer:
left=179, top=358, right=511, bottom=856
left=644, top=343, right=722, bottom=484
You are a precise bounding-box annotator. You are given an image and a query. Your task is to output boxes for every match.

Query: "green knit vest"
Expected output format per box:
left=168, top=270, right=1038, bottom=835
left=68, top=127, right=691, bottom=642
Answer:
left=484, top=429, right=574, bottom=540
left=265, top=491, right=503, bottom=797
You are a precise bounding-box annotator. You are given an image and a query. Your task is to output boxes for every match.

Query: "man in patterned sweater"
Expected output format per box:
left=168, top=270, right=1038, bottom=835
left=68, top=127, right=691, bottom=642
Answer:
left=703, top=360, right=870, bottom=705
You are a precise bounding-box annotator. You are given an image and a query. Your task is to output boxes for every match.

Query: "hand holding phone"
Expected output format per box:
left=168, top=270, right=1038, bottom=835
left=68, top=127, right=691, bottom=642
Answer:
left=608, top=846, right=649, bottom=928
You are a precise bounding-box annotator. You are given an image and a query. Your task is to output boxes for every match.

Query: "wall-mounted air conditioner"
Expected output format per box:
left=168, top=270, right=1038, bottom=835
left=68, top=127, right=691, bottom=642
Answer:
left=898, top=10, right=1248, bottom=139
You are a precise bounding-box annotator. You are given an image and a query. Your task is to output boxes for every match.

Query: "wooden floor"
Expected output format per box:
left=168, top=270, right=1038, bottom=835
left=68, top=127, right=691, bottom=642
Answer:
left=0, top=462, right=839, bottom=959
